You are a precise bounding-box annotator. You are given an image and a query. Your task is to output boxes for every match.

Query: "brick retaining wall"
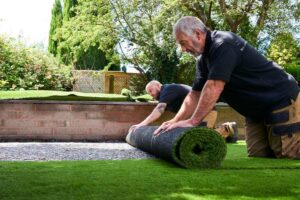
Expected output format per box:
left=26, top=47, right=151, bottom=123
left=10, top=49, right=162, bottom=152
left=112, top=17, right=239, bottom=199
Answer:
left=0, top=100, right=244, bottom=141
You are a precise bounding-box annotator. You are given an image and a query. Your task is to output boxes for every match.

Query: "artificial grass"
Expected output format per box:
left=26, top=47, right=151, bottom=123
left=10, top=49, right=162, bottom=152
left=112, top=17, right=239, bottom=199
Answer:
left=0, top=90, right=128, bottom=101
left=121, top=88, right=153, bottom=102
left=0, top=90, right=153, bottom=102
left=0, top=141, right=299, bottom=200
left=127, top=126, right=227, bottom=168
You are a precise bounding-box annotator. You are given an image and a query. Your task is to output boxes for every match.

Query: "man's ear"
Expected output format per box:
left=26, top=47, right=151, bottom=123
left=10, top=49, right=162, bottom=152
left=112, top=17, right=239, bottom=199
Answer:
left=194, top=29, right=203, bottom=40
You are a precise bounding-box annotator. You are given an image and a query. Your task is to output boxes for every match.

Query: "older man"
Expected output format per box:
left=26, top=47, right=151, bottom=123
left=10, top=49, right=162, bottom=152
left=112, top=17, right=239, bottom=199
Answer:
left=129, top=80, right=218, bottom=133
left=155, top=16, right=300, bottom=159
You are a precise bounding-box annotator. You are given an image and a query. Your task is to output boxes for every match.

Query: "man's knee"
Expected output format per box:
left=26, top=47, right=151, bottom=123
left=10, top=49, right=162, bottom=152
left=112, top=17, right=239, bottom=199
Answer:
left=245, top=118, right=275, bottom=158
left=281, top=133, right=300, bottom=159
left=247, top=147, right=275, bottom=158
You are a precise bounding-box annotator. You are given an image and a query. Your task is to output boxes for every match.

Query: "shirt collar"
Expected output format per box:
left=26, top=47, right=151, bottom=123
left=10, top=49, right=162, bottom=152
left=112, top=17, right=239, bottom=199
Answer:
left=157, top=85, right=164, bottom=101
left=203, top=29, right=212, bottom=57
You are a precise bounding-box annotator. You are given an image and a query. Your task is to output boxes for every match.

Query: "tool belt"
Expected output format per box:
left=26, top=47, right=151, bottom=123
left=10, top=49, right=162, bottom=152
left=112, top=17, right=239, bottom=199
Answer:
left=265, top=93, right=300, bottom=158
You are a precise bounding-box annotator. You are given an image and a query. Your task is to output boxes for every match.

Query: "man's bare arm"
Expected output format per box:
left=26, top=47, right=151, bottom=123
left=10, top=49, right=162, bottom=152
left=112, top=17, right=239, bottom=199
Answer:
left=159, top=80, right=225, bottom=133
left=139, top=103, right=167, bottom=125
left=189, top=80, right=225, bottom=126
left=153, top=91, right=200, bottom=135
left=172, top=90, right=200, bottom=122
left=129, top=102, right=167, bottom=134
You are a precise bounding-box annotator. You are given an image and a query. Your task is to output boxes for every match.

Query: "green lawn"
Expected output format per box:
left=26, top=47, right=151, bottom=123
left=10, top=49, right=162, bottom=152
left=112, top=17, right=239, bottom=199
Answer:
left=0, top=141, right=299, bottom=200
left=0, top=90, right=153, bottom=102
left=0, top=90, right=129, bottom=101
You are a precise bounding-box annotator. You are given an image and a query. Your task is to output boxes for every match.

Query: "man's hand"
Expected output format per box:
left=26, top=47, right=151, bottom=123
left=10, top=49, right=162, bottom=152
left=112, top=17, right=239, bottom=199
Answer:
left=154, top=119, right=195, bottom=136
left=153, top=119, right=176, bottom=135
left=129, top=124, right=144, bottom=134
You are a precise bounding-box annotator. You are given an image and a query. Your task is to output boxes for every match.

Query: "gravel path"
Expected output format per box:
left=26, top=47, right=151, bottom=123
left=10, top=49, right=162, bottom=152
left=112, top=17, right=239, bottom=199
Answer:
left=0, top=142, right=155, bottom=161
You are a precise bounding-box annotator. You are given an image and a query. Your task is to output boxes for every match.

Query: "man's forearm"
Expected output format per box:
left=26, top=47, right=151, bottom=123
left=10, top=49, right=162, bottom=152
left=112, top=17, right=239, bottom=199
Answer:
left=173, top=91, right=200, bottom=121
left=139, top=103, right=166, bottom=125
left=190, top=80, right=225, bottom=126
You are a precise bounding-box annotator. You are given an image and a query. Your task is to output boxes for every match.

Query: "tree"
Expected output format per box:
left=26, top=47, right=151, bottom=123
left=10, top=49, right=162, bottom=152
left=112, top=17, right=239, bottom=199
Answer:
left=48, top=0, right=63, bottom=56
left=109, top=0, right=180, bottom=83
left=169, top=0, right=300, bottom=47
left=63, top=0, right=78, bottom=22
left=56, top=0, right=120, bottom=70
left=267, top=32, right=300, bottom=66
left=107, top=0, right=300, bottom=85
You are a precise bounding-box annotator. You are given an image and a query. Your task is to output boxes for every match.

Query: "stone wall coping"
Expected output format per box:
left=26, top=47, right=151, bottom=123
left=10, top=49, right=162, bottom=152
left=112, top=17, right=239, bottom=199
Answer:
left=72, top=70, right=139, bottom=74
left=0, top=99, right=229, bottom=107
left=0, top=100, right=158, bottom=106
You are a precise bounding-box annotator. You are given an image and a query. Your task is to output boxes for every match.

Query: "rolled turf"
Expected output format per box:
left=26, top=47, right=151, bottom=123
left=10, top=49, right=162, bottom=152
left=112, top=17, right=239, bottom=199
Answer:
left=126, top=126, right=227, bottom=169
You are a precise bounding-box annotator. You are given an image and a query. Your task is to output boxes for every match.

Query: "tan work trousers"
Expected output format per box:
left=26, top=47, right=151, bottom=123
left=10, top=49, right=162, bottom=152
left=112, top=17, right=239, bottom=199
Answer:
left=245, top=93, right=300, bottom=159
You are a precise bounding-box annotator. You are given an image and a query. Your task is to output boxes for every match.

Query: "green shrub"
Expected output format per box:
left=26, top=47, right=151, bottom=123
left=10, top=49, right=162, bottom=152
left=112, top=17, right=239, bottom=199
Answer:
left=284, top=63, right=300, bottom=87
left=128, top=74, right=149, bottom=96
left=176, top=54, right=196, bottom=85
left=0, top=35, right=73, bottom=91
left=267, top=32, right=299, bottom=66
left=120, top=88, right=133, bottom=101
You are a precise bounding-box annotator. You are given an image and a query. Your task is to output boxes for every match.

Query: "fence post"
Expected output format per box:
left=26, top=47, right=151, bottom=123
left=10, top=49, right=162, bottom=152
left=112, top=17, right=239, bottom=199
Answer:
left=109, top=75, right=114, bottom=93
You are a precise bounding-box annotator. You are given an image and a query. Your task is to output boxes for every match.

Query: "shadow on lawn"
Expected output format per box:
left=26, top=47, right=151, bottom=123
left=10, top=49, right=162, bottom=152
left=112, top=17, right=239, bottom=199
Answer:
left=140, top=142, right=300, bottom=200
left=144, top=160, right=300, bottom=200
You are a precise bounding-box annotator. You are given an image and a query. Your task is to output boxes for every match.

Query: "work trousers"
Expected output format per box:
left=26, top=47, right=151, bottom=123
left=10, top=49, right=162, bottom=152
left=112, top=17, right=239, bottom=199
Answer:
left=245, top=93, right=300, bottom=159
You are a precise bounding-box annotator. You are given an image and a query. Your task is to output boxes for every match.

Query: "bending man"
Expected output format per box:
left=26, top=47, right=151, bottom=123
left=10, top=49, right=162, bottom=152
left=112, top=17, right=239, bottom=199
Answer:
left=129, top=80, right=217, bottom=133
left=155, top=16, right=300, bottom=159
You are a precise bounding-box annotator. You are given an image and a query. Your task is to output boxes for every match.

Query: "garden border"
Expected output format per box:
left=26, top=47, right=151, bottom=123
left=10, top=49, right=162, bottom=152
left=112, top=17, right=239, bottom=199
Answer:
left=0, top=100, right=244, bottom=141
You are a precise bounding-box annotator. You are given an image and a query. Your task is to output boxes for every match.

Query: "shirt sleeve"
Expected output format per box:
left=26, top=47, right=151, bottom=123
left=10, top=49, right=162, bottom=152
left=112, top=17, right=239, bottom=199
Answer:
left=208, top=42, right=240, bottom=82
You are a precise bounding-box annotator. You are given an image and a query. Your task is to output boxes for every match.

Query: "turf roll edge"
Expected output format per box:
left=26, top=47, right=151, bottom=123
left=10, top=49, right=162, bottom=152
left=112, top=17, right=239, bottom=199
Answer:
left=126, top=126, right=227, bottom=168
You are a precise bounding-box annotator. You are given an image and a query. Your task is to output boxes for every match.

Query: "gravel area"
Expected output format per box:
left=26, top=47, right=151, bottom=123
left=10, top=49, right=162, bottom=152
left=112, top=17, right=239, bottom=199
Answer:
left=0, top=142, right=155, bottom=161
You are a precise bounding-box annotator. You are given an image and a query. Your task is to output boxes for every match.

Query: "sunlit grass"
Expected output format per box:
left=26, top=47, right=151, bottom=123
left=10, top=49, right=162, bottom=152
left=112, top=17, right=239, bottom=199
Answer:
left=0, top=142, right=299, bottom=200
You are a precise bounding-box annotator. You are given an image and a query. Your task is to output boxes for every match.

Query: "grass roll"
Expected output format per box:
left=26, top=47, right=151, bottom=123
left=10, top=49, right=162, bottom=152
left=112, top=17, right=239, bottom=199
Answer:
left=126, top=126, right=227, bottom=168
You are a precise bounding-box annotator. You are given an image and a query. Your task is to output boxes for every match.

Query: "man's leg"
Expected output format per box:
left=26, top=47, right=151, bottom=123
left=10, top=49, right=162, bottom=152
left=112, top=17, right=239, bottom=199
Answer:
left=245, top=118, right=275, bottom=157
left=268, top=93, right=300, bottom=159
left=266, top=126, right=282, bottom=158
left=281, top=134, right=300, bottom=158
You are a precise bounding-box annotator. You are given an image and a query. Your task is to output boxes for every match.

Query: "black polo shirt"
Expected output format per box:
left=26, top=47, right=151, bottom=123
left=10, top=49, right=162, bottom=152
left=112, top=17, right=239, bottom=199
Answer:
left=192, top=30, right=299, bottom=119
left=158, top=84, right=191, bottom=113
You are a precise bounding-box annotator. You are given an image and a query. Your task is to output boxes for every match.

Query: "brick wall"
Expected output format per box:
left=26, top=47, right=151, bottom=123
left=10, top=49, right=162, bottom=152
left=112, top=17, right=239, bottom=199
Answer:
left=0, top=100, right=244, bottom=141
left=0, top=100, right=159, bottom=141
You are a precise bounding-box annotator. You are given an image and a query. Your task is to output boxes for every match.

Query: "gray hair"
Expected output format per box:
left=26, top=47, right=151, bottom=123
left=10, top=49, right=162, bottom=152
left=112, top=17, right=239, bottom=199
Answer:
left=173, top=16, right=207, bottom=37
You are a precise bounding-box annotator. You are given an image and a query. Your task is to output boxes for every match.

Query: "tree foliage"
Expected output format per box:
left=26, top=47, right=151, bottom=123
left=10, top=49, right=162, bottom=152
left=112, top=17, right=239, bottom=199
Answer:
left=49, top=0, right=300, bottom=86
left=54, top=0, right=119, bottom=70
left=48, top=0, right=63, bottom=56
left=63, top=0, right=78, bottom=22
left=267, top=32, right=300, bottom=66
left=169, top=0, right=300, bottom=47
left=109, top=0, right=181, bottom=83
left=107, top=0, right=300, bottom=85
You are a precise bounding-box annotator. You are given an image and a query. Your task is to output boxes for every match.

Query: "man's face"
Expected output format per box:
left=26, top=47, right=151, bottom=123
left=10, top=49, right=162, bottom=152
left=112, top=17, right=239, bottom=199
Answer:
left=175, top=30, right=205, bottom=57
left=147, top=85, right=160, bottom=100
